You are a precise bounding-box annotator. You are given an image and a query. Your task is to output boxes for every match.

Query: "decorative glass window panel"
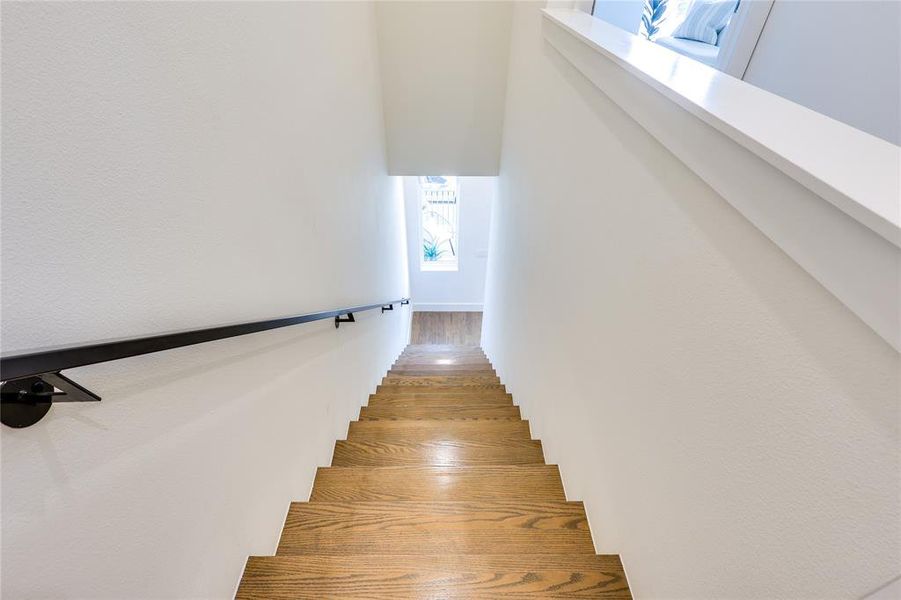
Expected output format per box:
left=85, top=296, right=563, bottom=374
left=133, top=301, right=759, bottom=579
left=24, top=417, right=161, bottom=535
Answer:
left=419, top=176, right=459, bottom=271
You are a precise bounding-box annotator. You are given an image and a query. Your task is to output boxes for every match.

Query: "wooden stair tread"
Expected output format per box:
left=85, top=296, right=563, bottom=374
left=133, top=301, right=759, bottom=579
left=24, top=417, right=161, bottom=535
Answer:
left=237, top=554, right=630, bottom=599
left=389, top=366, right=495, bottom=374
left=372, top=388, right=511, bottom=395
left=378, top=382, right=505, bottom=393
left=277, top=500, right=593, bottom=555
left=359, top=405, right=521, bottom=420
left=399, top=353, right=486, bottom=356
left=367, top=394, right=514, bottom=408
left=237, top=344, right=631, bottom=597
left=394, top=361, right=492, bottom=368
left=399, top=356, right=487, bottom=360
left=402, top=344, right=484, bottom=350
left=371, top=387, right=512, bottom=397
left=310, top=465, right=566, bottom=501
left=332, top=439, right=544, bottom=466
left=347, top=420, right=531, bottom=441
left=396, top=355, right=489, bottom=362
left=383, top=374, right=501, bottom=384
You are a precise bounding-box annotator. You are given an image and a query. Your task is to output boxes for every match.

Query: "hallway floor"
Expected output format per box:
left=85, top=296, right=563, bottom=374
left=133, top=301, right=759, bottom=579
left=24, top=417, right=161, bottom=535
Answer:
left=236, top=344, right=631, bottom=598
left=410, top=311, right=482, bottom=345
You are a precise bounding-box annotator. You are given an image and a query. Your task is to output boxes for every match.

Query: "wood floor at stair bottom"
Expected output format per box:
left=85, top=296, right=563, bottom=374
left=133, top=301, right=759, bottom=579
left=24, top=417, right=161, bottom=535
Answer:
left=236, top=344, right=631, bottom=598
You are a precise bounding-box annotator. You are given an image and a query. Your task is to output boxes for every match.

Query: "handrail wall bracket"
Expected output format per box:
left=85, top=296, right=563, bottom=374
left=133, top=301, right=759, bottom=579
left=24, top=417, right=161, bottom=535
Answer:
left=334, top=312, right=356, bottom=328
left=1, top=372, right=101, bottom=428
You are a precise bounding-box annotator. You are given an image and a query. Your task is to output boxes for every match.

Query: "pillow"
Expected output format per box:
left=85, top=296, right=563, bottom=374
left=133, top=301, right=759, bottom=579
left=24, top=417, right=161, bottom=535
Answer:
left=672, top=0, right=738, bottom=46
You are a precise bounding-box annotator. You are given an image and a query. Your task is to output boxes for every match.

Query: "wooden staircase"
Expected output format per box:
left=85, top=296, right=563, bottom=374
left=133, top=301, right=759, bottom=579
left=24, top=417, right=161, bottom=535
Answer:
left=236, top=344, right=631, bottom=598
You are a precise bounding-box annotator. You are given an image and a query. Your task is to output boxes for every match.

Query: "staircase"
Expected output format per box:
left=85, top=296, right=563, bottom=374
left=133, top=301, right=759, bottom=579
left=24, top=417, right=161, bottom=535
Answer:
left=236, top=344, right=632, bottom=598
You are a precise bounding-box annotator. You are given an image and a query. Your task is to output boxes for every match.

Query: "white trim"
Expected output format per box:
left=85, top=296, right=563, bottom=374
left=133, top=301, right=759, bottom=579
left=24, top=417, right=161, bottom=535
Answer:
left=544, top=8, right=900, bottom=247
left=543, top=8, right=901, bottom=351
left=420, top=262, right=459, bottom=272
left=413, top=303, right=483, bottom=312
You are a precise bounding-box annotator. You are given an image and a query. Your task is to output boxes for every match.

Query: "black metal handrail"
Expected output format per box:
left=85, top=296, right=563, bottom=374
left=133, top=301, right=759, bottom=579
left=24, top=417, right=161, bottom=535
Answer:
left=0, top=297, right=410, bottom=428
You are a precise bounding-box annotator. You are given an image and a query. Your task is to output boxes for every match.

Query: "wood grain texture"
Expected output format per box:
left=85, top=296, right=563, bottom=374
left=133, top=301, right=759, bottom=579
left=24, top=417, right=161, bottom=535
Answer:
left=395, top=346, right=488, bottom=364
left=332, top=439, right=544, bottom=466
left=375, top=383, right=507, bottom=396
left=410, top=312, right=483, bottom=345
left=367, top=394, right=514, bottom=409
left=371, top=386, right=510, bottom=397
left=401, top=343, right=483, bottom=351
left=400, top=346, right=484, bottom=355
left=394, top=359, right=491, bottom=367
left=237, top=555, right=631, bottom=599
left=237, top=344, right=631, bottom=598
left=389, top=366, right=496, bottom=375
left=377, top=383, right=506, bottom=394
left=359, top=404, right=521, bottom=420
left=276, top=501, right=593, bottom=555
left=383, top=374, right=501, bottom=386
left=310, top=466, right=567, bottom=501
left=399, top=354, right=485, bottom=359
left=346, top=420, right=532, bottom=442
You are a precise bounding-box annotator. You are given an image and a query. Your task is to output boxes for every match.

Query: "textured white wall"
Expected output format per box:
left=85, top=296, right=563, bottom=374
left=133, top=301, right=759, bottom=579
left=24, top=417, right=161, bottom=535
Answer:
left=482, top=3, right=900, bottom=598
left=375, top=1, right=513, bottom=175
left=744, top=0, right=900, bottom=145
left=1, top=2, right=409, bottom=597
left=404, top=177, right=494, bottom=311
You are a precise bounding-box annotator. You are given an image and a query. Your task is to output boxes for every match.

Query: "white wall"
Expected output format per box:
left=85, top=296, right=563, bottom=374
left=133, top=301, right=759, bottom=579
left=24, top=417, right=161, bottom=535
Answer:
left=375, top=1, right=513, bottom=175
left=404, top=177, right=494, bottom=311
left=743, top=0, right=900, bottom=145
left=1, top=2, right=409, bottom=598
left=482, top=3, right=900, bottom=599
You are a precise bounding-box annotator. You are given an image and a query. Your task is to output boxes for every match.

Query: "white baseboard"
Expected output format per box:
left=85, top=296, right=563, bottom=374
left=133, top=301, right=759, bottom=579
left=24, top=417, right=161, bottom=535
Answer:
left=413, top=303, right=483, bottom=312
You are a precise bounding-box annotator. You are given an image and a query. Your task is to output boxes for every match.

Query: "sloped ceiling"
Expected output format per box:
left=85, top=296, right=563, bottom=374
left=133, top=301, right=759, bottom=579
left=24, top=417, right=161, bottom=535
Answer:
left=375, top=1, right=514, bottom=176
